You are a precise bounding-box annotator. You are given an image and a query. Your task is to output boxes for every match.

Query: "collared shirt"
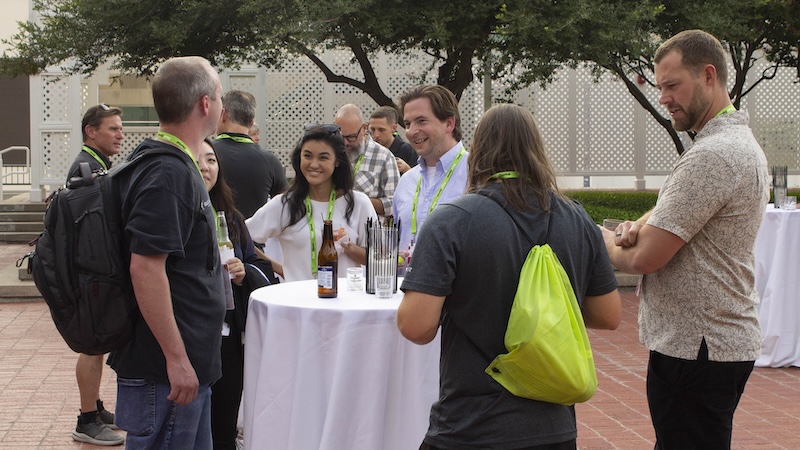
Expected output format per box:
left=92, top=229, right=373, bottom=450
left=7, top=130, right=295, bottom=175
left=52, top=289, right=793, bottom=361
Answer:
left=348, top=136, right=399, bottom=215
left=392, top=141, right=468, bottom=251
left=642, top=110, right=768, bottom=362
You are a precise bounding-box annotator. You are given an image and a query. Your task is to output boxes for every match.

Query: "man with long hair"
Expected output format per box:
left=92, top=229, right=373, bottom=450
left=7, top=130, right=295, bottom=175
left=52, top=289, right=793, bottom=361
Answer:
left=398, top=104, right=621, bottom=449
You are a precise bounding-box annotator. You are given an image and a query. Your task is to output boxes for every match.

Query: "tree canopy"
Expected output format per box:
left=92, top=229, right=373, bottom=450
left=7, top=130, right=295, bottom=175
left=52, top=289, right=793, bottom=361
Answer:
left=0, top=0, right=509, bottom=104
left=2, top=0, right=797, bottom=154
left=499, top=0, right=800, bottom=154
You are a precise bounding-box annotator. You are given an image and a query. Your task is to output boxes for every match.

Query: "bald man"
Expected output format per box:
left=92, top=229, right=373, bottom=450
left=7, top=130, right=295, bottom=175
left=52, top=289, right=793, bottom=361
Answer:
left=334, top=104, right=400, bottom=215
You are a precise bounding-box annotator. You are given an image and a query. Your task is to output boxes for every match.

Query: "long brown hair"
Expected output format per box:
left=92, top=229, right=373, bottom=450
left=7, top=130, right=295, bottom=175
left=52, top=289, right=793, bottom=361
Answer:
left=468, top=104, right=566, bottom=212
left=283, top=126, right=355, bottom=228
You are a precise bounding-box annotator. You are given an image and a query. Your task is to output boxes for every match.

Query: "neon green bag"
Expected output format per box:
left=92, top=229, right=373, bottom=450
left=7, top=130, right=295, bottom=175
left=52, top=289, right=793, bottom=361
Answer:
left=484, top=200, right=597, bottom=406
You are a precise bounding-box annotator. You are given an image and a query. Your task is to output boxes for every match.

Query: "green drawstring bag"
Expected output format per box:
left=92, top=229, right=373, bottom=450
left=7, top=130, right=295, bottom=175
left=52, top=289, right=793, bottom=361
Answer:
left=481, top=192, right=597, bottom=406
left=485, top=244, right=597, bottom=405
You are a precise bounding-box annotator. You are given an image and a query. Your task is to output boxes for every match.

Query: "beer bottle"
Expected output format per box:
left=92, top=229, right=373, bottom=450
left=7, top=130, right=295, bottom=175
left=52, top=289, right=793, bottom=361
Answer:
left=217, top=211, right=235, bottom=309
left=317, top=219, right=338, bottom=298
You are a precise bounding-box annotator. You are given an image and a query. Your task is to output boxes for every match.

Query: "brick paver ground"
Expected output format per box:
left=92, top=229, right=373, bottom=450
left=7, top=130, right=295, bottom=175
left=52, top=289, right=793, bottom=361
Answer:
left=1, top=241, right=799, bottom=449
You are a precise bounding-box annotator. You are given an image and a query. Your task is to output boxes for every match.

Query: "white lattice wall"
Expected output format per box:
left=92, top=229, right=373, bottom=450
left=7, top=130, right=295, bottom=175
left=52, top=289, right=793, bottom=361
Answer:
left=28, top=49, right=800, bottom=200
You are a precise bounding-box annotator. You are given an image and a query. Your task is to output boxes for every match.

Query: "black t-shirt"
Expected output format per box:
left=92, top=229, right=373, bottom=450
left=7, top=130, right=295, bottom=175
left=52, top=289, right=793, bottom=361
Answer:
left=109, top=138, right=226, bottom=386
left=401, top=185, right=618, bottom=448
left=212, top=134, right=288, bottom=219
left=389, top=135, right=418, bottom=168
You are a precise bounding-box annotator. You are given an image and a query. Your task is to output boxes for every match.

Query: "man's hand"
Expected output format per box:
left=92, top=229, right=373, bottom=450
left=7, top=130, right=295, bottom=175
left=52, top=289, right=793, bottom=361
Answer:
left=614, top=220, right=645, bottom=248
left=396, top=158, right=410, bottom=174
left=600, top=211, right=685, bottom=275
left=130, top=252, right=200, bottom=405
left=166, top=356, right=200, bottom=405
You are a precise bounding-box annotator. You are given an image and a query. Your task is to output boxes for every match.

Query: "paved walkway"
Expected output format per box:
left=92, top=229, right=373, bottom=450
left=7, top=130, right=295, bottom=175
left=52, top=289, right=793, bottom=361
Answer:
left=1, top=243, right=799, bottom=449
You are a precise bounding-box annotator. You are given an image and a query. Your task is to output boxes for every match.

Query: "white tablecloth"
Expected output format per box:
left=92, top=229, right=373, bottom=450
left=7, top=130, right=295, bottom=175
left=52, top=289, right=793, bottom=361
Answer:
left=243, top=279, right=440, bottom=450
left=755, top=204, right=800, bottom=367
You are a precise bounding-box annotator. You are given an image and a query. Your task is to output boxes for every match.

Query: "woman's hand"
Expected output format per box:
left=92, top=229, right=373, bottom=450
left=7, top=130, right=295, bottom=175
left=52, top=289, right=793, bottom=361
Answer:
left=225, top=257, right=246, bottom=286
left=341, top=242, right=367, bottom=265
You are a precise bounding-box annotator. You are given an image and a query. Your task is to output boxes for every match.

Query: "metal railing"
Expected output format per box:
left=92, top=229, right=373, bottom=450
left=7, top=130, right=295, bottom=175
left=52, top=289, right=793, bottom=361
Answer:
left=0, top=146, right=32, bottom=201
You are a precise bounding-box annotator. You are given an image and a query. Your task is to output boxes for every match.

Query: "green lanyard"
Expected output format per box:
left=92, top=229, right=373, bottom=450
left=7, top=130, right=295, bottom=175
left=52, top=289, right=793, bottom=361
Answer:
left=81, top=145, right=108, bottom=171
left=215, top=133, right=255, bottom=144
left=714, top=105, right=736, bottom=118
left=489, top=171, right=519, bottom=180
left=305, top=188, right=337, bottom=275
left=155, top=131, right=201, bottom=174
left=411, top=147, right=466, bottom=236
left=353, top=153, right=365, bottom=174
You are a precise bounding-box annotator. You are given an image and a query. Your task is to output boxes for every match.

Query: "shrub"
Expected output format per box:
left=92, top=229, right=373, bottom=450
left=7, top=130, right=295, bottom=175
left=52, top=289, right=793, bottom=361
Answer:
left=567, top=189, right=797, bottom=224
left=564, top=190, right=658, bottom=224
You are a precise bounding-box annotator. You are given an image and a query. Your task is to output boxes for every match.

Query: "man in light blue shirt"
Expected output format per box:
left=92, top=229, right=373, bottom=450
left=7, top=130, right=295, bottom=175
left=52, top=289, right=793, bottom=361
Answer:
left=393, top=85, right=469, bottom=258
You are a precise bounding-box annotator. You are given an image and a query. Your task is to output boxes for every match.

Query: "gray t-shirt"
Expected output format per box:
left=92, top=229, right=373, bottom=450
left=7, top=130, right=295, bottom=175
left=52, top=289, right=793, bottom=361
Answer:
left=642, top=110, right=768, bottom=361
left=401, top=186, right=617, bottom=448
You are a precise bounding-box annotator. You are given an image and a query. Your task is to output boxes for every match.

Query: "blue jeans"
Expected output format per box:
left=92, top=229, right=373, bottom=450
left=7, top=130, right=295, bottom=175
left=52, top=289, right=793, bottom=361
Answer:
left=116, top=378, right=213, bottom=450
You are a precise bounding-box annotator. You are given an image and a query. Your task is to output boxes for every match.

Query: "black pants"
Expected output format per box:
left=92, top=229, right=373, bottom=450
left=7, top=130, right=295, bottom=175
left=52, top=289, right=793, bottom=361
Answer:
left=211, top=332, right=244, bottom=450
left=420, top=440, right=577, bottom=450
left=647, top=339, right=753, bottom=450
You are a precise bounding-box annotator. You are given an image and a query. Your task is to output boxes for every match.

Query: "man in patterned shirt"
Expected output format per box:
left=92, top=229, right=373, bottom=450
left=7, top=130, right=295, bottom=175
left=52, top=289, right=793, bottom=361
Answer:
left=334, top=104, right=400, bottom=216
left=602, top=30, right=769, bottom=450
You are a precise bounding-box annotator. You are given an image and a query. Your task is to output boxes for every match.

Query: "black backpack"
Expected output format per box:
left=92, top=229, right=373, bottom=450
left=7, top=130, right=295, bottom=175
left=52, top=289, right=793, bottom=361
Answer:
left=27, top=148, right=180, bottom=355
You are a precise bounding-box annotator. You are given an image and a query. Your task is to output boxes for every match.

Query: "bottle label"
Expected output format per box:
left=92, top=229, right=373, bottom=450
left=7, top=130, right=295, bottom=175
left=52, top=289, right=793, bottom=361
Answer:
left=219, top=245, right=235, bottom=280
left=317, top=266, right=335, bottom=289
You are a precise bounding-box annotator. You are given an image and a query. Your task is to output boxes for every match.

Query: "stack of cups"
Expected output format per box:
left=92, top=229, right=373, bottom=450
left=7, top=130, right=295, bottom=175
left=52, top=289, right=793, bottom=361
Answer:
left=772, top=166, right=788, bottom=208
left=365, top=218, right=399, bottom=298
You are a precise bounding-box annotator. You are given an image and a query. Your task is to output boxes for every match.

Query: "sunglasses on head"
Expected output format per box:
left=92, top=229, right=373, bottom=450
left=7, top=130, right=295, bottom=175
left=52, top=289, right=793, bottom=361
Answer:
left=303, top=123, right=341, bottom=135
left=99, top=103, right=110, bottom=111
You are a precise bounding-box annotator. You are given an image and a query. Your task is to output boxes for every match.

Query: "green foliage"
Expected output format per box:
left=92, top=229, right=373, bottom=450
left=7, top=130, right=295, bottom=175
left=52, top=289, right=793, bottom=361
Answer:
left=496, top=0, right=800, bottom=155
left=0, top=0, right=509, bottom=105
left=568, top=188, right=800, bottom=224
left=564, top=190, right=659, bottom=224
left=1, top=0, right=796, bottom=138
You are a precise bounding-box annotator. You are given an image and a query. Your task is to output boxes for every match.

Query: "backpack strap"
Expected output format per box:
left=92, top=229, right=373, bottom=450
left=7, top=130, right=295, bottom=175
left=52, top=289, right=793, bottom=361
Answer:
left=111, top=145, right=217, bottom=274
left=477, top=189, right=552, bottom=248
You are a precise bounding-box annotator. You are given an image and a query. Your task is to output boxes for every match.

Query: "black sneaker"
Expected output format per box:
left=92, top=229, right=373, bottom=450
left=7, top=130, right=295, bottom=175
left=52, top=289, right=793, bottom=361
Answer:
left=97, top=400, right=119, bottom=430
left=72, top=414, right=124, bottom=446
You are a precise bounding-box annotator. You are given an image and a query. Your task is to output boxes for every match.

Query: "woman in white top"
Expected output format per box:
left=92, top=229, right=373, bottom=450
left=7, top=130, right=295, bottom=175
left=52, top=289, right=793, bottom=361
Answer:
left=246, top=124, right=377, bottom=281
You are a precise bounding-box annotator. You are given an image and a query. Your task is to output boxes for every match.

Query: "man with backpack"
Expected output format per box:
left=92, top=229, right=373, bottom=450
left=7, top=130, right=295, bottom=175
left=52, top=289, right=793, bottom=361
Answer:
left=107, top=56, right=227, bottom=449
left=66, top=104, right=125, bottom=446
left=397, top=104, right=621, bottom=449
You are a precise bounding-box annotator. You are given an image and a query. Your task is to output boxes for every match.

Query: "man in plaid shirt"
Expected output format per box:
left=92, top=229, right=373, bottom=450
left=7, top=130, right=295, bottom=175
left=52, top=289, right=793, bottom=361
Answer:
left=335, top=104, right=400, bottom=216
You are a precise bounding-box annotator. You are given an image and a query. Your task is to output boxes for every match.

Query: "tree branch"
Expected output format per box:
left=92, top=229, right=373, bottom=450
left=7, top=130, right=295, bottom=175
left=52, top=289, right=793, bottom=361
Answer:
left=605, top=63, right=685, bottom=156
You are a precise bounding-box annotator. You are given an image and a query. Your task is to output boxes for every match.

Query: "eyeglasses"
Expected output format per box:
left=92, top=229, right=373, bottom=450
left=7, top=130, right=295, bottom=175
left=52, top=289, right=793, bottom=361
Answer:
left=303, top=123, right=340, bottom=135
left=341, top=126, right=364, bottom=143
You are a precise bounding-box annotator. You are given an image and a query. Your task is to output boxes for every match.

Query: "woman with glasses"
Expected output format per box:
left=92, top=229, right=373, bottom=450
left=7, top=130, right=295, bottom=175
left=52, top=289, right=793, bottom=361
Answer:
left=246, top=124, right=377, bottom=281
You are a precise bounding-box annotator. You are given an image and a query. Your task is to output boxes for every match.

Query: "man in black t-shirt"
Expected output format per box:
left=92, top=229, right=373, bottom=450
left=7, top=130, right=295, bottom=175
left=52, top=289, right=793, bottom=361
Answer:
left=369, top=105, right=418, bottom=174
left=398, top=104, right=621, bottom=449
left=68, top=104, right=126, bottom=446
left=109, top=56, right=226, bottom=449
left=214, top=90, right=287, bottom=219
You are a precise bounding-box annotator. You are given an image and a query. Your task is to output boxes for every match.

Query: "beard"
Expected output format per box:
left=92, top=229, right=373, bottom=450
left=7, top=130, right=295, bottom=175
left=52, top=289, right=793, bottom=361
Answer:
left=671, top=83, right=707, bottom=132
